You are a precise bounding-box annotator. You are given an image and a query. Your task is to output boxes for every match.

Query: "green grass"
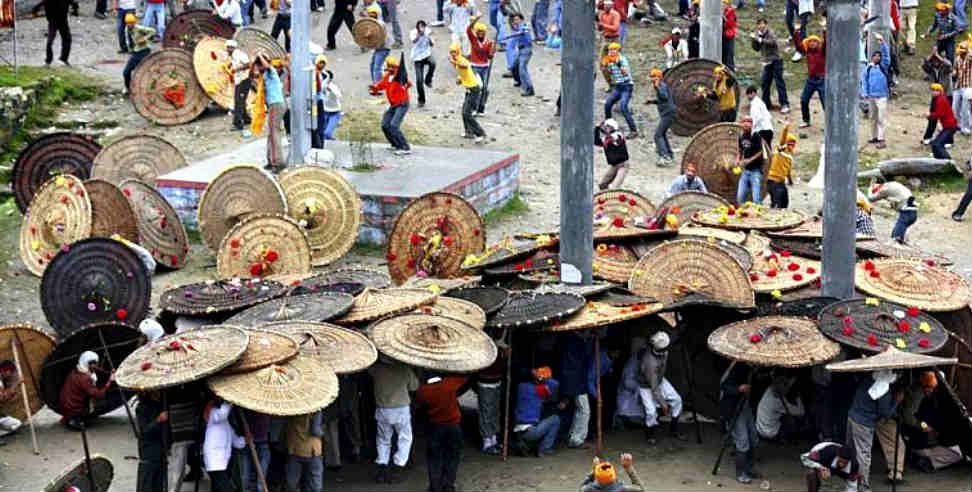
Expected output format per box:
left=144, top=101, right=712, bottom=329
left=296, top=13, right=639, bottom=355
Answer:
left=340, top=107, right=427, bottom=146
left=0, top=67, right=104, bottom=176
left=483, top=192, right=529, bottom=224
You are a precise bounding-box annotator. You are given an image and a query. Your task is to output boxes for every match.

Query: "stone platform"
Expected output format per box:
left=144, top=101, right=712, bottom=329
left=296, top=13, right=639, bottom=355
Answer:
left=156, top=139, right=520, bottom=245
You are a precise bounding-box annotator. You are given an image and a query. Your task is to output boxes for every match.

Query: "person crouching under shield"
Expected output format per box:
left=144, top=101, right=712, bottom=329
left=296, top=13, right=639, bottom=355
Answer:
left=59, top=351, right=114, bottom=431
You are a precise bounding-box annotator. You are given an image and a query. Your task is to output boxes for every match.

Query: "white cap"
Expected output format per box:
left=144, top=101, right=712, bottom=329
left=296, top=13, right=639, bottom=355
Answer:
left=672, top=27, right=682, bottom=35
left=603, top=118, right=620, bottom=130
left=650, top=331, right=670, bottom=351
left=225, top=40, right=238, bottom=48
left=139, top=318, right=165, bottom=342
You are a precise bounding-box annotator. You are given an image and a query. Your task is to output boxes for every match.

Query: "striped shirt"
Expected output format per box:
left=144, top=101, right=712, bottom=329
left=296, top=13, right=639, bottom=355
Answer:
left=955, top=54, right=972, bottom=90
left=604, top=55, right=632, bottom=86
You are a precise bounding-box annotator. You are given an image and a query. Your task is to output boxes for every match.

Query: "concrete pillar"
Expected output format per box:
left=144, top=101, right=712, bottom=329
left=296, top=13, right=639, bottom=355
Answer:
left=288, top=0, right=311, bottom=164
left=559, top=0, right=594, bottom=285
left=821, top=0, right=860, bottom=299
left=700, top=0, right=723, bottom=62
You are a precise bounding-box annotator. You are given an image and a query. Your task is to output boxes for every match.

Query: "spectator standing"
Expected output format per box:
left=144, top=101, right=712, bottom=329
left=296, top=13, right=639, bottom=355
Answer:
left=952, top=42, right=972, bottom=134
left=411, top=20, right=437, bottom=108
left=794, top=32, right=825, bottom=128
left=900, top=0, right=919, bottom=55
left=751, top=18, right=790, bottom=113
left=861, top=48, right=891, bottom=148
left=722, top=0, right=737, bottom=70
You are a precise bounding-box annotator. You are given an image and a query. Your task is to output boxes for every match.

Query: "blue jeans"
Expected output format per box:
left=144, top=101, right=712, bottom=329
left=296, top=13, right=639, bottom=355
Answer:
left=619, top=20, right=627, bottom=45
left=531, top=0, right=549, bottom=40
left=371, top=48, right=390, bottom=83
left=381, top=102, right=410, bottom=150
left=737, top=168, right=762, bottom=205
left=117, top=8, right=134, bottom=51
left=241, top=441, right=271, bottom=492
left=654, top=113, right=674, bottom=159
left=436, top=0, right=445, bottom=21
left=472, top=65, right=489, bottom=111
left=123, top=49, right=151, bottom=91
left=958, top=0, right=969, bottom=29
left=514, top=45, right=533, bottom=93
left=321, top=110, right=342, bottom=140
left=520, top=415, right=560, bottom=452
left=892, top=209, right=917, bottom=242
left=285, top=455, right=323, bottom=492
left=489, top=0, right=500, bottom=30
left=240, top=0, right=252, bottom=25
left=605, top=84, right=636, bottom=133
left=801, top=76, right=824, bottom=124
left=143, top=2, right=165, bottom=39
left=501, top=18, right=518, bottom=70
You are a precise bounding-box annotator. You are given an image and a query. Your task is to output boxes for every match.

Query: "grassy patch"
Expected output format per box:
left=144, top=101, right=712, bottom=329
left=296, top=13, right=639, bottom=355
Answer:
left=0, top=198, right=23, bottom=269
left=916, top=168, right=966, bottom=194
left=339, top=107, right=427, bottom=146
left=483, top=193, right=529, bottom=224
left=347, top=163, right=380, bottom=172
left=0, top=67, right=104, bottom=174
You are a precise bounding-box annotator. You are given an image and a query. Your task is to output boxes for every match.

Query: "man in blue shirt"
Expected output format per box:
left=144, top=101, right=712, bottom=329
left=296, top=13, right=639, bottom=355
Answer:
left=257, top=54, right=288, bottom=172
left=512, top=367, right=563, bottom=457
left=603, top=42, right=638, bottom=138
left=861, top=44, right=891, bottom=149
left=846, top=371, right=902, bottom=491
left=503, top=13, right=535, bottom=96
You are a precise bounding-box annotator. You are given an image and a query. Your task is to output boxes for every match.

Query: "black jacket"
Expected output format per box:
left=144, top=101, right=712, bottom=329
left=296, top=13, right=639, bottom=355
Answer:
left=595, top=128, right=629, bottom=166
left=137, top=397, right=166, bottom=462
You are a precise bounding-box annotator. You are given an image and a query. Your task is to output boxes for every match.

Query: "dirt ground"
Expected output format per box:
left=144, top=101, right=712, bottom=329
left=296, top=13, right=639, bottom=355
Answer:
left=2, top=0, right=972, bottom=490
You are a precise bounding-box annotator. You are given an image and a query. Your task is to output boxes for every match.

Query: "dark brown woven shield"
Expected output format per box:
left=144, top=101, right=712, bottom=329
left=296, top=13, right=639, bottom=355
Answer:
left=444, top=286, right=510, bottom=316
left=120, top=179, right=190, bottom=269
left=664, top=59, right=740, bottom=136
left=658, top=191, right=731, bottom=227
left=818, top=298, right=949, bottom=354
left=271, top=272, right=368, bottom=296
left=12, top=132, right=101, bottom=213
left=163, top=9, right=235, bottom=52
left=596, top=288, right=657, bottom=307
left=40, top=238, right=151, bottom=337
left=0, top=324, right=55, bottom=422
left=90, top=134, right=188, bottom=185
left=681, top=123, right=770, bottom=203
left=757, top=296, right=840, bottom=318
left=225, top=292, right=355, bottom=325
left=484, top=249, right=559, bottom=277
left=160, top=279, right=287, bottom=316
left=40, top=322, right=140, bottom=416
left=85, top=179, right=139, bottom=243
left=714, top=239, right=754, bottom=271
left=855, top=240, right=954, bottom=266
left=44, top=454, right=113, bottom=492
left=234, top=27, right=288, bottom=65
left=770, top=238, right=822, bottom=260
left=486, top=292, right=586, bottom=329
left=321, top=267, right=392, bottom=289
left=131, top=49, right=210, bottom=126
left=353, top=17, right=387, bottom=49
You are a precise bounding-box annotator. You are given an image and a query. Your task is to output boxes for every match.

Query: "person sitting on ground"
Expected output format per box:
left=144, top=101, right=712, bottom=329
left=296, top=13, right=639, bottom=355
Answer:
left=513, top=366, right=563, bottom=457
left=637, top=331, right=686, bottom=445
left=868, top=178, right=918, bottom=244
left=766, top=120, right=796, bottom=209
left=0, top=360, right=23, bottom=443
left=900, top=371, right=964, bottom=472
left=663, top=27, right=688, bottom=68
left=595, top=119, right=631, bottom=190
left=666, top=162, right=707, bottom=197
left=926, top=83, right=959, bottom=160
left=579, top=454, right=644, bottom=492
left=707, top=64, right=737, bottom=122
left=800, top=442, right=860, bottom=492
left=756, top=372, right=807, bottom=442
left=59, top=351, right=114, bottom=431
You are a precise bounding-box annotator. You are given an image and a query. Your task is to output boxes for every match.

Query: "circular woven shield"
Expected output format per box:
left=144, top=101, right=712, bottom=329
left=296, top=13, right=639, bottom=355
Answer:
left=0, top=324, right=55, bottom=422
left=333, top=288, right=438, bottom=325
left=593, top=189, right=656, bottom=221
left=743, top=231, right=771, bottom=259
left=85, top=179, right=139, bottom=243
left=116, top=325, right=249, bottom=391
left=131, top=49, right=210, bottom=126
left=234, top=27, right=287, bottom=64
left=200, top=165, right=288, bottom=252
left=225, top=292, right=355, bottom=325
left=681, top=123, right=770, bottom=203
left=12, top=132, right=101, bottom=213
left=400, top=276, right=481, bottom=294
left=369, top=314, right=497, bottom=372
left=40, top=238, right=151, bottom=337
left=217, top=214, right=313, bottom=279
left=713, top=239, right=754, bottom=271
left=770, top=238, right=822, bottom=260
left=659, top=191, right=731, bottom=226
left=748, top=249, right=820, bottom=293
left=628, top=239, right=755, bottom=309
left=593, top=245, right=639, bottom=284
left=664, top=59, right=740, bottom=136
left=708, top=316, right=840, bottom=368
left=160, top=279, right=287, bottom=316
left=120, top=179, right=190, bottom=269
left=263, top=320, right=378, bottom=374
left=353, top=17, right=387, bottom=49
left=163, top=9, right=235, bottom=52
left=220, top=327, right=300, bottom=374
left=194, top=37, right=257, bottom=110
left=531, top=281, right=616, bottom=298
left=855, top=240, right=953, bottom=266
left=40, top=322, right=141, bottom=416
left=484, top=249, right=560, bottom=276
left=413, top=297, right=487, bottom=330
left=320, top=267, right=392, bottom=289
left=758, top=296, right=840, bottom=318
left=487, top=292, right=586, bottom=329
left=387, top=192, right=486, bottom=285
left=90, top=134, right=188, bottom=185
left=694, top=204, right=807, bottom=231
left=278, top=166, right=361, bottom=266
left=209, top=355, right=338, bottom=415
left=444, top=286, right=510, bottom=316
left=818, top=298, right=949, bottom=354
left=43, top=454, right=113, bottom=492
left=856, top=258, right=970, bottom=312
left=825, top=346, right=958, bottom=373
left=19, top=175, right=92, bottom=277
left=678, top=223, right=747, bottom=244
left=461, top=235, right=557, bottom=271
left=544, top=300, right=664, bottom=332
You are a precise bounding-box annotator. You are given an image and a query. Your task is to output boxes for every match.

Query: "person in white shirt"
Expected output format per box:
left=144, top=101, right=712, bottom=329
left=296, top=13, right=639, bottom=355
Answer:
left=215, top=0, right=243, bottom=28
left=410, top=20, right=437, bottom=107
left=663, top=27, right=688, bottom=68
left=113, top=0, right=138, bottom=54
left=203, top=399, right=245, bottom=492
left=313, top=55, right=344, bottom=142
left=226, top=40, right=252, bottom=131
left=444, top=0, right=476, bottom=54
left=756, top=375, right=806, bottom=441
left=899, top=0, right=919, bottom=55
left=746, top=85, right=774, bottom=148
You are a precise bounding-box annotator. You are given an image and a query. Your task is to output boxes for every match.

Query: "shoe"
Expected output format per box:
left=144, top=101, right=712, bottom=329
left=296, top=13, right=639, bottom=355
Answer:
left=232, top=126, right=244, bottom=131
left=326, top=45, right=336, bottom=50
left=474, top=136, right=485, bottom=143
left=117, top=49, right=129, bottom=54
left=513, top=83, right=522, bottom=87
left=475, top=111, right=485, bottom=116
left=536, top=448, right=556, bottom=457
left=791, top=52, right=803, bottom=62
left=394, top=149, right=412, bottom=155
left=945, top=143, right=953, bottom=148
left=644, top=427, right=657, bottom=445
left=627, top=131, right=638, bottom=139
left=554, top=107, right=561, bottom=117
left=417, top=102, right=425, bottom=108
left=780, top=105, right=791, bottom=114
left=315, top=6, right=324, bottom=11
left=242, top=130, right=252, bottom=137
left=953, top=212, right=964, bottom=221
left=482, top=445, right=502, bottom=455
left=387, top=465, right=406, bottom=483
left=922, top=138, right=931, bottom=145
left=521, top=90, right=535, bottom=97
left=502, top=72, right=514, bottom=78
left=182, top=469, right=202, bottom=482
left=60, top=59, right=71, bottom=67
left=261, top=9, right=268, bottom=18
left=868, top=138, right=880, bottom=144
left=461, top=133, right=473, bottom=139
left=799, top=121, right=811, bottom=128
left=876, top=141, right=887, bottom=149
left=736, top=473, right=753, bottom=484
left=429, top=20, right=445, bottom=27
left=94, top=11, right=107, bottom=19
left=375, top=464, right=388, bottom=484
left=426, top=81, right=434, bottom=88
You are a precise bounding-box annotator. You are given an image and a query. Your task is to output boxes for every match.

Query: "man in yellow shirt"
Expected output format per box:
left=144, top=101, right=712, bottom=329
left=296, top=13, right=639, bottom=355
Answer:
left=766, top=120, right=796, bottom=208
left=707, top=64, right=737, bottom=122
left=449, top=43, right=487, bottom=143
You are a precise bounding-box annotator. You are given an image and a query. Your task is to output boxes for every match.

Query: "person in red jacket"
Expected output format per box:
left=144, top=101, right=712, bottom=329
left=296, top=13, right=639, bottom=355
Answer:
left=369, top=56, right=413, bottom=155
left=794, top=30, right=825, bottom=128
left=722, top=0, right=737, bottom=71
left=467, top=15, right=495, bottom=114
left=59, top=351, right=114, bottom=431
left=415, top=373, right=469, bottom=492
left=928, top=82, right=958, bottom=160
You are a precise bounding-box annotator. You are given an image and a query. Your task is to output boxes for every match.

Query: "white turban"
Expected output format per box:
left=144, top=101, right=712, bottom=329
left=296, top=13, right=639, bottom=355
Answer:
left=650, top=331, right=670, bottom=351
left=868, top=370, right=898, bottom=400
left=78, top=351, right=99, bottom=384
left=139, top=319, right=165, bottom=342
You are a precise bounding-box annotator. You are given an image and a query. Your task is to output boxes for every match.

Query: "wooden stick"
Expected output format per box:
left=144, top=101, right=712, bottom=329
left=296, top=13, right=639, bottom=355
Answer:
left=11, top=331, right=40, bottom=404
left=502, top=329, right=512, bottom=461
left=161, top=390, right=170, bottom=492
left=594, top=330, right=602, bottom=456
left=80, top=424, right=96, bottom=492
left=10, top=339, right=38, bottom=454
left=237, top=409, right=270, bottom=492
left=96, top=329, right=140, bottom=439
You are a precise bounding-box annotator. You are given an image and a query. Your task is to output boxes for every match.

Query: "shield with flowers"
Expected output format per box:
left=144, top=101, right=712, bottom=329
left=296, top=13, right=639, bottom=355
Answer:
left=818, top=298, right=948, bottom=354
left=855, top=258, right=970, bottom=312
left=217, top=214, right=312, bottom=280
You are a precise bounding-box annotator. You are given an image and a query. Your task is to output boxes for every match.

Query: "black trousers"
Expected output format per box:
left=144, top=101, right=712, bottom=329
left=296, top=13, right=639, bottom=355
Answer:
left=136, top=460, right=164, bottom=492
left=414, top=58, right=436, bottom=104
left=326, top=8, right=354, bottom=48
left=233, top=79, right=252, bottom=129
left=761, top=59, right=789, bottom=107
left=758, top=129, right=774, bottom=150
left=96, top=0, right=107, bottom=14
left=720, top=108, right=737, bottom=122
left=768, top=180, right=788, bottom=208
left=272, top=13, right=292, bottom=52
left=45, top=10, right=71, bottom=64
left=923, top=118, right=956, bottom=144
left=426, top=423, right=462, bottom=492
left=932, top=127, right=957, bottom=159
left=462, top=87, right=486, bottom=137
left=123, top=49, right=151, bottom=91
left=722, top=37, right=735, bottom=71
left=954, top=179, right=972, bottom=217
left=208, top=469, right=235, bottom=492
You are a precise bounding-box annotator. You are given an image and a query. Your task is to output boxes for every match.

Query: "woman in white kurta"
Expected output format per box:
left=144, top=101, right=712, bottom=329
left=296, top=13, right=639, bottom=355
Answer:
left=203, top=400, right=244, bottom=492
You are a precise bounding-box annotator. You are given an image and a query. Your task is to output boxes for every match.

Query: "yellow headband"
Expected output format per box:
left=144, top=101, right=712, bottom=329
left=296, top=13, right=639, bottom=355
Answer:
left=473, top=22, right=488, bottom=33
left=650, top=68, right=663, bottom=78
left=931, top=82, right=945, bottom=92
left=124, top=13, right=137, bottom=24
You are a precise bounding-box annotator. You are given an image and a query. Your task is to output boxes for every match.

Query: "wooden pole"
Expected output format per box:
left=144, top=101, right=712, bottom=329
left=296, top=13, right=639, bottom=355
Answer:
left=594, top=330, right=602, bottom=455
left=80, top=424, right=96, bottom=492
left=700, top=0, right=723, bottom=62
left=10, top=339, right=38, bottom=454
left=676, top=320, right=702, bottom=444
left=502, top=329, right=513, bottom=461
left=96, top=328, right=140, bottom=439
left=559, top=0, right=594, bottom=286
left=161, top=390, right=170, bottom=492
left=821, top=0, right=860, bottom=300
left=237, top=409, right=270, bottom=492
